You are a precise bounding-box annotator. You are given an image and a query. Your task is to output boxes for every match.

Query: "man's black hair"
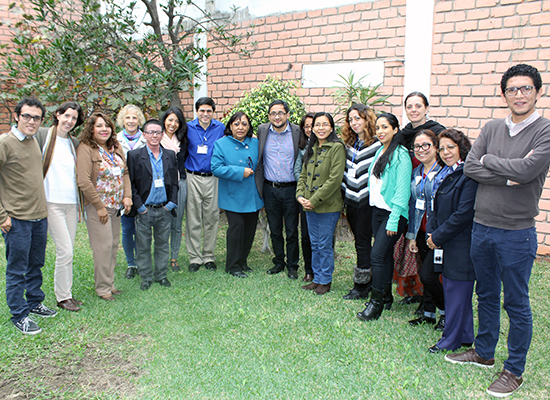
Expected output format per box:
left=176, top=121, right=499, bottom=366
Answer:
left=195, top=97, right=216, bottom=112
left=14, top=97, right=46, bottom=119
left=268, top=99, right=290, bottom=114
left=500, top=64, right=542, bottom=94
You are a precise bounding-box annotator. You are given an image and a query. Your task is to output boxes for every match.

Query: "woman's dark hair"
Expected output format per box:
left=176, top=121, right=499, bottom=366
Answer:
left=298, top=112, right=315, bottom=150
left=80, top=112, right=118, bottom=150
left=437, top=128, right=471, bottom=165
left=341, top=104, right=376, bottom=148
left=52, top=101, right=84, bottom=130
left=413, top=129, right=439, bottom=153
left=372, top=113, right=403, bottom=179
left=304, top=112, right=342, bottom=164
left=161, top=107, right=188, bottom=145
left=224, top=112, right=254, bottom=138
left=404, top=91, right=429, bottom=108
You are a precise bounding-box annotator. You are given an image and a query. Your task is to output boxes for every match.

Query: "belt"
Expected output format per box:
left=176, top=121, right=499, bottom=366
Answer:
left=186, top=169, right=213, bottom=177
left=264, top=180, right=297, bottom=189
left=146, top=202, right=168, bottom=209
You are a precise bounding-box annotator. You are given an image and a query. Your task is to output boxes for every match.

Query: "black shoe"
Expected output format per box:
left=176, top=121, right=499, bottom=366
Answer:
left=242, top=265, right=253, bottom=272
left=434, top=315, right=445, bottom=331
left=125, top=267, right=138, bottom=279
left=266, top=266, right=284, bottom=275
left=156, top=278, right=171, bottom=287
left=408, top=315, right=437, bottom=326
left=357, top=288, right=385, bottom=321
left=189, top=263, right=201, bottom=272
left=230, top=271, right=248, bottom=278
left=461, top=342, right=473, bottom=348
left=13, top=317, right=41, bottom=335
left=415, top=300, right=425, bottom=316
left=29, top=304, right=57, bottom=318
left=287, top=269, right=298, bottom=279
left=343, top=283, right=371, bottom=300
left=398, top=295, right=422, bottom=305
left=429, top=344, right=442, bottom=354
left=140, top=281, right=152, bottom=291
left=205, top=262, right=217, bottom=271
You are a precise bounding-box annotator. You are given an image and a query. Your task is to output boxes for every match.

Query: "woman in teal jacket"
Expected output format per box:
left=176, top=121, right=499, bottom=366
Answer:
left=211, top=112, right=263, bottom=278
left=297, top=112, right=346, bottom=295
left=357, top=113, right=412, bottom=321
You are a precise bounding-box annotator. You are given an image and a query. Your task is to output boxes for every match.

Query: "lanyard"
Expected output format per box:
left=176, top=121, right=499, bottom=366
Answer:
left=149, top=151, right=163, bottom=179
left=418, top=162, right=438, bottom=198
left=99, top=146, right=116, bottom=165
left=351, top=139, right=363, bottom=164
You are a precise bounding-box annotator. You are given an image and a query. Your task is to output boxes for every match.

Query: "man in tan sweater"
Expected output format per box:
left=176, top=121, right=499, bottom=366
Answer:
left=0, top=98, right=57, bottom=335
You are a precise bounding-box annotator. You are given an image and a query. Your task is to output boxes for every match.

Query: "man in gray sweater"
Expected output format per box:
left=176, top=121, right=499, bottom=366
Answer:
left=446, top=64, right=550, bottom=398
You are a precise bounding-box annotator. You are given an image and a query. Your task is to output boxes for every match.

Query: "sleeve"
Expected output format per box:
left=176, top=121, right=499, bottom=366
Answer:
left=308, top=144, right=346, bottom=209
left=119, top=148, right=132, bottom=199
left=293, top=150, right=304, bottom=182
left=127, top=150, right=144, bottom=211
left=211, top=140, right=245, bottom=182
left=464, top=127, right=508, bottom=186
left=296, top=155, right=308, bottom=200
left=168, top=152, right=179, bottom=205
left=0, top=138, right=9, bottom=224
left=405, top=177, right=417, bottom=240
left=76, top=145, right=105, bottom=210
left=386, top=149, right=412, bottom=232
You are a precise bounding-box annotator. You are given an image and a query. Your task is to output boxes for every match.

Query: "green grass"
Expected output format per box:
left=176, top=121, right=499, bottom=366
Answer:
left=0, top=220, right=549, bottom=399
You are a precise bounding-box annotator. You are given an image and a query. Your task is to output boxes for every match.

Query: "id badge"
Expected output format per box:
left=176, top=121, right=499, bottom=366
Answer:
left=348, top=168, right=357, bottom=178
left=197, top=144, right=208, bottom=154
left=154, top=178, right=164, bottom=188
left=112, top=166, right=122, bottom=176
left=415, top=198, right=425, bottom=210
left=434, top=249, right=443, bottom=264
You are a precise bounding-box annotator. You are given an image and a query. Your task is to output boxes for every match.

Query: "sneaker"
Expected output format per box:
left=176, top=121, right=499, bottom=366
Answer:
left=486, top=369, right=523, bottom=398
left=13, top=317, right=42, bottom=335
left=444, top=348, right=495, bottom=368
left=29, top=303, right=58, bottom=318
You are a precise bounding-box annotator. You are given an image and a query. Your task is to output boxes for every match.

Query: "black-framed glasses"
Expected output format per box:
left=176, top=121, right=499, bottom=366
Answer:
left=20, top=113, right=43, bottom=122
left=269, top=111, right=286, bottom=117
left=413, top=143, right=433, bottom=152
left=439, top=144, right=458, bottom=153
left=504, top=85, right=535, bottom=97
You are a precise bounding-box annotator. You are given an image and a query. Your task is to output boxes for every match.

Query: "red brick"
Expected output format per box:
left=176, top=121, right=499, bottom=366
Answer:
left=339, top=4, right=356, bottom=13
left=435, top=1, right=452, bottom=12
left=441, top=96, right=462, bottom=107
left=446, top=106, right=469, bottom=117
left=540, top=49, right=550, bottom=60
left=277, top=31, right=291, bottom=41
left=450, top=64, right=472, bottom=74
left=434, top=22, right=455, bottom=34
left=511, top=50, right=540, bottom=62
left=436, top=74, right=459, bottom=85
left=465, top=52, right=488, bottom=63
left=298, top=19, right=312, bottom=29
left=487, top=51, right=511, bottom=62
left=344, top=13, right=361, bottom=23
left=320, top=25, right=336, bottom=34
left=455, top=20, right=479, bottom=32
left=525, top=37, right=545, bottom=49
left=517, top=2, right=542, bottom=14
left=454, top=0, right=477, bottom=10
left=380, top=7, right=398, bottom=18
left=370, top=19, right=388, bottom=30
left=488, top=28, right=514, bottom=40
left=479, top=18, right=503, bottom=30
left=285, top=38, right=298, bottom=47
left=458, top=74, right=482, bottom=85
left=500, top=40, right=525, bottom=51
left=388, top=16, right=406, bottom=28
left=326, top=33, right=343, bottom=43
left=443, top=32, right=465, bottom=43
left=303, top=45, right=320, bottom=54
left=445, top=11, right=466, bottom=22
left=359, top=49, right=378, bottom=59
left=311, top=53, right=326, bottom=62
left=463, top=97, right=484, bottom=107
left=530, top=13, right=550, bottom=25
left=328, top=14, right=344, bottom=24
left=503, top=15, right=529, bottom=28
left=276, top=47, right=290, bottom=56
left=467, top=8, right=491, bottom=20
left=362, top=10, right=379, bottom=20
left=491, top=5, right=516, bottom=17
left=308, top=9, right=322, bottom=18
left=322, top=7, right=338, bottom=16
left=327, top=52, right=343, bottom=62
left=306, top=27, right=321, bottom=36
left=453, top=42, right=476, bottom=53
left=442, top=53, right=464, bottom=64
left=544, top=1, right=550, bottom=12
left=342, top=50, right=361, bottom=60
left=311, top=35, right=325, bottom=45
left=359, top=30, right=377, bottom=40
left=459, top=115, right=484, bottom=127
left=472, top=62, right=496, bottom=74
left=356, top=2, right=374, bottom=11
left=465, top=30, right=488, bottom=41
left=334, top=42, right=351, bottom=52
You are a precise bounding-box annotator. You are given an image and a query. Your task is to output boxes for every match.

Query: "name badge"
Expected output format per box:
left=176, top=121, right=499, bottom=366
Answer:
left=197, top=144, right=208, bottom=154
left=415, top=198, right=425, bottom=210
left=434, top=249, right=443, bottom=264
left=112, top=167, right=121, bottom=176
left=348, top=168, right=357, bottom=178
left=154, top=178, right=164, bottom=188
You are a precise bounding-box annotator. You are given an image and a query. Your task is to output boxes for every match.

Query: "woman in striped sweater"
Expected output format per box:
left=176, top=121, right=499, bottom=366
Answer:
left=341, top=104, right=381, bottom=300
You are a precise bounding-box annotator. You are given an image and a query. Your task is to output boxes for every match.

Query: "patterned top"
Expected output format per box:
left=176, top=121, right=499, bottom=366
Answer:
left=341, top=139, right=382, bottom=205
left=96, top=147, right=125, bottom=209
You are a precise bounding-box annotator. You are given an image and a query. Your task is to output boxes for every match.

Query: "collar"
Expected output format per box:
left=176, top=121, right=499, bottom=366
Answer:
left=11, top=125, right=33, bottom=141
left=146, top=145, right=163, bottom=160
left=505, top=110, right=540, bottom=137
left=268, top=122, right=290, bottom=135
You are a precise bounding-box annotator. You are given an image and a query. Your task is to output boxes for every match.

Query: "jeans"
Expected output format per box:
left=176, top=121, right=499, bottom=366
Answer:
left=346, top=202, right=373, bottom=271
left=471, top=222, right=537, bottom=377
left=121, top=215, right=136, bottom=267
left=371, top=207, right=406, bottom=291
left=306, top=211, right=340, bottom=285
left=170, top=178, right=187, bottom=260
left=3, top=218, right=47, bottom=323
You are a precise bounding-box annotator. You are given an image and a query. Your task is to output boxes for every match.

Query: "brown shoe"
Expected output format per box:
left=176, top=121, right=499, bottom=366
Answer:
left=71, top=298, right=83, bottom=306
left=314, top=283, right=331, bottom=295
left=302, top=282, right=319, bottom=290
left=303, top=274, right=314, bottom=282
left=111, top=289, right=123, bottom=296
left=444, top=348, right=495, bottom=368
left=100, top=295, right=116, bottom=302
left=486, top=369, right=523, bottom=398
left=57, top=299, right=80, bottom=312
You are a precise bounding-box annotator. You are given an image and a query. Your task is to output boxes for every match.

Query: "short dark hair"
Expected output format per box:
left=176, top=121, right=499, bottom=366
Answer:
left=52, top=101, right=84, bottom=129
left=404, top=91, right=429, bottom=108
left=142, top=119, right=163, bottom=133
left=224, top=111, right=254, bottom=138
left=268, top=99, right=290, bottom=114
left=414, top=129, right=439, bottom=148
left=195, top=97, right=216, bottom=112
left=438, top=128, right=471, bottom=164
left=160, top=107, right=188, bottom=143
left=500, top=64, right=542, bottom=94
left=15, top=97, right=46, bottom=119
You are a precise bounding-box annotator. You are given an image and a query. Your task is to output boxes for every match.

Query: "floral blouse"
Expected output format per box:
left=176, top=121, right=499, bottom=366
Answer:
left=96, top=147, right=125, bottom=209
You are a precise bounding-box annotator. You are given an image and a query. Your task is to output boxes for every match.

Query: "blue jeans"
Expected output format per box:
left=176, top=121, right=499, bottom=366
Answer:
left=306, top=211, right=340, bottom=285
left=121, top=215, right=136, bottom=266
left=471, top=222, right=537, bottom=377
left=2, top=218, right=47, bottom=323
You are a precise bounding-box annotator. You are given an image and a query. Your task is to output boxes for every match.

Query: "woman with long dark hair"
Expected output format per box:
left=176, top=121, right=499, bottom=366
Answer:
left=357, top=113, right=412, bottom=320
left=160, top=107, right=188, bottom=272
left=297, top=112, right=346, bottom=295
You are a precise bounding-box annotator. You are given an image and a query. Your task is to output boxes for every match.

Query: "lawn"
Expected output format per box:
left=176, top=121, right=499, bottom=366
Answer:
left=0, top=217, right=549, bottom=399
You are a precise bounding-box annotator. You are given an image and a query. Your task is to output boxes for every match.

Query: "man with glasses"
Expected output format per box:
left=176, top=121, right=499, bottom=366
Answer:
left=0, top=97, right=57, bottom=334
left=127, top=119, right=178, bottom=290
left=256, top=100, right=301, bottom=279
left=185, top=97, right=225, bottom=273
left=448, top=64, right=550, bottom=398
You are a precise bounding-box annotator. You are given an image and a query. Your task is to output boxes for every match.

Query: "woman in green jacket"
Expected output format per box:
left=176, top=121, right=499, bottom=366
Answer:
left=297, top=112, right=346, bottom=295
left=357, top=113, right=412, bottom=321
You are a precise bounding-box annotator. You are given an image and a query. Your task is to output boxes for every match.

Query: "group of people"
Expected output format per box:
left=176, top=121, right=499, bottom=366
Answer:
left=1, top=63, right=548, bottom=398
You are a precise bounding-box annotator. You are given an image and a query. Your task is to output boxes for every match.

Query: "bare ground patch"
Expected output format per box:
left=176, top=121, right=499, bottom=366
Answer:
left=0, top=333, right=144, bottom=399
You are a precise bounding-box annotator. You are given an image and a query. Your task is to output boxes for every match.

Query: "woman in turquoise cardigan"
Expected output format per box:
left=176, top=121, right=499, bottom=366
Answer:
left=357, top=113, right=412, bottom=321
left=296, top=112, right=346, bottom=295
left=211, top=112, right=264, bottom=278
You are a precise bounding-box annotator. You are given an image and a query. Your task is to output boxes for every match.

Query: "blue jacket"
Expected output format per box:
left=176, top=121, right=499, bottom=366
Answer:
left=211, top=135, right=264, bottom=213
left=405, top=163, right=442, bottom=240
left=426, top=164, right=478, bottom=281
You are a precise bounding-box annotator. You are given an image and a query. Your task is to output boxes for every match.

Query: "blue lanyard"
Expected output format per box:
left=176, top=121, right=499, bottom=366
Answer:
left=418, top=162, right=437, bottom=199
left=149, top=151, right=163, bottom=179
left=99, top=147, right=116, bottom=165
left=351, top=139, right=363, bottom=164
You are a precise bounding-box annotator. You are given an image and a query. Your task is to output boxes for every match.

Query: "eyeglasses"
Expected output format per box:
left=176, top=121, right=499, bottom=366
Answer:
left=314, top=122, right=331, bottom=128
left=413, top=143, right=433, bottom=152
left=439, top=144, right=457, bottom=153
left=269, top=111, right=287, bottom=117
left=504, top=85, right=535, bottom=97
left=20, top=113, right=43, bottom=122
left=144, top=130, right=162, bottom=136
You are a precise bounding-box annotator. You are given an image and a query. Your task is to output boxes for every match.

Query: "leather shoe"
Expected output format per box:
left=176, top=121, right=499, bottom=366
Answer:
left=57, top=299, right=80, bottom=312
left=125, top=267, right=138, bottom=279
left=242, top=265, right=253, bottom=272
left=189, top=263, right=201, bottom=272
left=205, top=262, right=217, bottom=271
left=434, top=315, right=445, bottom=331
left=408, top=315, right=436, bottom=326
left=171, top=260, right=180, bottom=272
left=140, top=281, right=152, bottom=291
left=314, top=283, right=331, bottom=295
left=303, top=274, right=314, bottom=282
left=71, top=298, right=83, bottom=306
left=287, top=269, right=298, bottom=280
left=429, top=344, right=442, bottom=354
left=156, top=278, right=171, bottom=287
left=100, top=295, right=115, bottom=301
left=266, top=266, right=284, bottom=275
left=111, top=289, right=123, bottom=296
left=398, top=295, right=422, bottom=305
left=302, top=282, right=319, bottom=290
left=230, top=271, right=248, bottom=278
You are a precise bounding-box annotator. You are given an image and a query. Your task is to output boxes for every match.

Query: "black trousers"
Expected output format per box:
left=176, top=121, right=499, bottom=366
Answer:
left=225, top=211, right=259, bottom=273
left=416, top=229, right=445, bottom=313
left=299, top=206, right=313, bottom=275
left=347, top=202, right=373, bottom=271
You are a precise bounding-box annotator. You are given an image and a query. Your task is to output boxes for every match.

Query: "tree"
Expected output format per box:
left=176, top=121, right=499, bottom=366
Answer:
left=0, top=0, right=255, bottom=120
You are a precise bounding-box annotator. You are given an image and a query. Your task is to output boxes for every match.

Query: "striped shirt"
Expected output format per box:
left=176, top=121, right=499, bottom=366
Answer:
left=341, top=139, right=382, bottom=205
